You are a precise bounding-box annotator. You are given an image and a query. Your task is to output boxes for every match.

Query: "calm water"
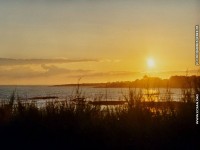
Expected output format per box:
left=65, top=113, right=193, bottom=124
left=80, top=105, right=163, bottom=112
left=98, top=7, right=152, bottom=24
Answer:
left=0, top=85, right=183, bottom=102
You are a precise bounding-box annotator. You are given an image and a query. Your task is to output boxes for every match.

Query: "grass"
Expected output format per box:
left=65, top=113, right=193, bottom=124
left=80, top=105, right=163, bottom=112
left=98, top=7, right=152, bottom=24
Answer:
left=0, top=85, right=199, bottom=150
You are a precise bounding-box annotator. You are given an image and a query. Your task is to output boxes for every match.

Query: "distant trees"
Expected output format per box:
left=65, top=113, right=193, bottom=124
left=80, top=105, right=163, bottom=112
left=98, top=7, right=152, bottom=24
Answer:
left=103, top=75, right=200, bottom=88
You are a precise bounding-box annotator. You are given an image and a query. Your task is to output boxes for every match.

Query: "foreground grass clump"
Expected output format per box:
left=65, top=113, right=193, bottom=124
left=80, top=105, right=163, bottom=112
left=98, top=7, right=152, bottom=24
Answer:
left=0, top=90, right=199, bottom=150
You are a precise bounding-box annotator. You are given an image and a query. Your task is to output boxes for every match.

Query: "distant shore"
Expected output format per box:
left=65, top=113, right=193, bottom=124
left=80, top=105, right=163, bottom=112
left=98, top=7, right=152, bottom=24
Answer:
left=53, top=75, right=200, bottom=88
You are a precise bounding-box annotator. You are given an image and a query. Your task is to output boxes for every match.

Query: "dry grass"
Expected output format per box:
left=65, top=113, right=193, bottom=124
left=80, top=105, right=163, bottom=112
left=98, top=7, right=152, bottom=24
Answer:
left=0, top=85, right=199, bottom=150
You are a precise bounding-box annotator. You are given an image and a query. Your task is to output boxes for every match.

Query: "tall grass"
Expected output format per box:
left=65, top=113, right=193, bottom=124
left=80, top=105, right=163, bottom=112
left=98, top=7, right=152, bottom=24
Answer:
left=0, top=85, right=199, bottom=149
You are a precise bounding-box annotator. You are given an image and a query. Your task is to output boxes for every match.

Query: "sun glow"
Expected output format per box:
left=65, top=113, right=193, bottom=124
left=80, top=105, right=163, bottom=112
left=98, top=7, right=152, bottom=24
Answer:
left=147, top=58, right=155, bottom=68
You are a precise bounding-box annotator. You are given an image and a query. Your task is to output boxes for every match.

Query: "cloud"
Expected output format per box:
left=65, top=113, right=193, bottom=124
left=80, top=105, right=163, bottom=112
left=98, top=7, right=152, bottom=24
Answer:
left=41, top=64, right=92, bottom=77
left=0, top=65, right=92, bottom=79
left=68, top=71, right=141, bottom=78
left=0, top=66, right=42, bottom=79
left=0, top=58, right=98, bottom=66
left=69, top=69, right=200, bottom=79
left=1, top=62, right=199, bottom=84
left=154, top=69, right=200, bottom=76
left=99, top=59, right=121, bottom=63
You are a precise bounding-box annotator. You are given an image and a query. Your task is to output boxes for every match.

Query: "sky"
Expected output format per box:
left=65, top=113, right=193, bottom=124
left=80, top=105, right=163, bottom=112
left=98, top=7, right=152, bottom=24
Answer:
left=0, top=0, right=200, bottom=85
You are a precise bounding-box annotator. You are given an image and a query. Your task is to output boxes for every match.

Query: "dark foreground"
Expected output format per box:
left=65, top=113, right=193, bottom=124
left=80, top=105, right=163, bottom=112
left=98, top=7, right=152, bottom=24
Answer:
left=0, top=95, right=199, bottom=150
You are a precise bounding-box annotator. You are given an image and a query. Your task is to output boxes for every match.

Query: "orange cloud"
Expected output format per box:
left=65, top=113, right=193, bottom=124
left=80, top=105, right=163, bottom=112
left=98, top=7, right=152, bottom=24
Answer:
left=0, top=58, right=98, bottom=66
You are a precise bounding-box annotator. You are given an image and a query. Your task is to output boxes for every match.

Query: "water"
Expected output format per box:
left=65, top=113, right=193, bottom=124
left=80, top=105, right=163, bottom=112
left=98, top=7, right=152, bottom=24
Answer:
left=0, top=85, right=183, bottom=102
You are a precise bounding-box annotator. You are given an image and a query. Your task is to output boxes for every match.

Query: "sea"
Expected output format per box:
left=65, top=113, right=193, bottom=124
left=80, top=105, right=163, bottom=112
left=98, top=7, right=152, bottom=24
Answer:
left=0, top=85, right=184, bottom=102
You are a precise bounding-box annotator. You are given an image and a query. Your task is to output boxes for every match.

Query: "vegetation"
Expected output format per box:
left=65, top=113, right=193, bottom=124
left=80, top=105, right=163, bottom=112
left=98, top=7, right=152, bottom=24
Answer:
left=55, top=75, right=200, bottom=89
left=0, top=76, right=199, bottom=149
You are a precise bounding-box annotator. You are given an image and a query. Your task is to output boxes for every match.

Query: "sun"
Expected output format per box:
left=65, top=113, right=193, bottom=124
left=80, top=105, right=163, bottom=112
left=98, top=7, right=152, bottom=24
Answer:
left=147, top=58, right=155, bottom=68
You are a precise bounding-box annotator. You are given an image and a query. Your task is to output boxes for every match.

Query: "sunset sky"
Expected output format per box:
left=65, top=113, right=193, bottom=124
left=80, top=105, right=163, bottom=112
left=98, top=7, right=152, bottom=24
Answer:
left=0, top=0, right=200, bottom=85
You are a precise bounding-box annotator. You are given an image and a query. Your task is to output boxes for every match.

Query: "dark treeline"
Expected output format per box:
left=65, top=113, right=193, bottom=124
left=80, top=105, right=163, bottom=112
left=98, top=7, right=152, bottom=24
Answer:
left=56, top=75, right=200, bottom=88
left=103, top=75, right=200, bottom=88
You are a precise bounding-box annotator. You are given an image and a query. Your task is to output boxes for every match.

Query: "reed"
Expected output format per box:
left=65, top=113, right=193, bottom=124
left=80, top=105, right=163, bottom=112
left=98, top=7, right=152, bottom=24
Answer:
left=0, top=84, right=199, bottom=149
